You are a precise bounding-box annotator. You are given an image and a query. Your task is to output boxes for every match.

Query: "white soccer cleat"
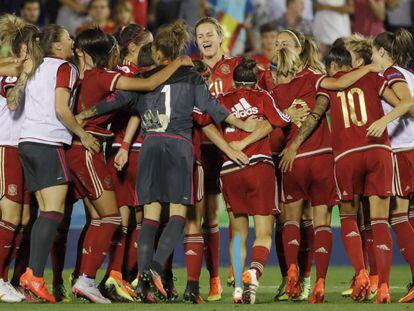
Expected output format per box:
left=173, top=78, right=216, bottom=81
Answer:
left=72, top=275, right=111, bottom=304
left=0, top=279, right=23, bottom=302
left=242, top=269, right=259, bottom=304
left=4, top=281, right=25, bottom=300
left=233, top=287, right=243, bottom=304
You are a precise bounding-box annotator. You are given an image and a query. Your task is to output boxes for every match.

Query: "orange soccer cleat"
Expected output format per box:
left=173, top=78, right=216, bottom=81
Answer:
left=367, top=274, right=379, bottom=300
left=207, top=276, right=222, bottom=301
left=19, top=268, right=56, bottom=303
left=351, top=269, right=370, bottom=301
left=142, top=269, right=167, bottom=301
left=375, top=283, right=391, bottom=304
left=308, top=278, right=325, bottom=304
left=285, top=264, right=301, bottom=299
left=399, top=281, right=414, bottom=303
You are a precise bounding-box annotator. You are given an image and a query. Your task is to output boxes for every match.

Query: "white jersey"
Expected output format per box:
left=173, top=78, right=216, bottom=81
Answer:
left=20, top=57, right=78, bottom=146
left=0, top=76, right=25, bottom=147
left=382, top=66, right=414, bottom=150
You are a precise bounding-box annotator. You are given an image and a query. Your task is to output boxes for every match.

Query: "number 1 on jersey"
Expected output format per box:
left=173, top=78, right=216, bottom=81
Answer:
left=161, top=85, right=171, bottom=120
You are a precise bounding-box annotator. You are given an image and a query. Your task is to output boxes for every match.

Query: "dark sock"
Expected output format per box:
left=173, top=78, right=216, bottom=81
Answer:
left=29, top=211, right=64, bottom=277
left=152, top=215, right=185, bottom=273
left=138, top=218, right=159, bottom=274
left=186, top=280, right=200, bottom=294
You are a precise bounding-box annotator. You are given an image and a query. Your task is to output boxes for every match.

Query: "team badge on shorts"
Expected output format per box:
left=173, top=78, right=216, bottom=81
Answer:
left=220, top=64, right=231, bottom=75
left=8, top=184, right=17, bottom=196
left=104, top=176, right=113, bottom=189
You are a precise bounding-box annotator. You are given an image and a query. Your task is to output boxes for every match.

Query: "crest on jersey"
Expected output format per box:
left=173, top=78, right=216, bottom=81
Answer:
left=220, top=64, right=231, bottom=75
left=8, top=184, right=17, bottom=196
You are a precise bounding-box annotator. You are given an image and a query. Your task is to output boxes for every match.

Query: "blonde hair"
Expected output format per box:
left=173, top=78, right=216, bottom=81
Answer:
left=345, top=34, right=372, bottom=65
left=0, top=14, right=27, bottom=48
left=271, top=48, right=301, bottom=77
left=374, top=28, right=413, bottom=67
left=195, top=17, right=224, bottom=41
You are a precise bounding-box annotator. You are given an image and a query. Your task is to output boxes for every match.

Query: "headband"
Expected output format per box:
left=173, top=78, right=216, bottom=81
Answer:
left=281, top=29, right=302, bottom=48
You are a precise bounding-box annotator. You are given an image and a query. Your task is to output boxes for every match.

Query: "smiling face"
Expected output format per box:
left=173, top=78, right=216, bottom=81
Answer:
left=59, top=29, right=74, bottom=60
left=275, top=32, right=302, bottom=56
left=196, top=22, right=222, bottom=58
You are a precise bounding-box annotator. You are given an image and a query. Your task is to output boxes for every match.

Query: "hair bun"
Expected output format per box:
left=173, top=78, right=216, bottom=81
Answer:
left=239, top=56, right=257, bottom=70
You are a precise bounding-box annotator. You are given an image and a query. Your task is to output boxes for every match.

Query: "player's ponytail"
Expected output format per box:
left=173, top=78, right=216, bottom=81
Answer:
left=116, top=24, right=151, bottom=59
left=233, top=57, right=257, bottom=86
left=345, top=34, right=372, bottom=65
left=271, top=48, right=301, bottom=78
left=301, top=36, right=325, bottom=73
left=374, top=29, right=413, bottom=67
left=153, top=20, right=190, bottom=61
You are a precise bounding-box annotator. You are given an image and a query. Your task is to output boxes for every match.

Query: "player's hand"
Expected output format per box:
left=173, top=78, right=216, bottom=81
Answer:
left=229, top=140, right=246, bottom=151
left=242, top=115, right=259, bottom=132
left=367, top=118, right=387, bottom=137
left=279, top=146, right=297, bottom=172
left=75, top=114, right=87, bottom=127
left=80, top=132, right=100, bottom=154
left=226, top=147, right=249, bottom=166
left=114, top=148, right=129, bottom=171
left=22, top=57, right=33, bottom=75
left=285, top=105, right=310, bottom=126
left=177, top=55, right=194, bottom=67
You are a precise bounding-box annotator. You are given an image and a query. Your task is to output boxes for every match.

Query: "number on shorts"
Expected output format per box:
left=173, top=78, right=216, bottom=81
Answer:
left=337, top=88, right=367, bottom=128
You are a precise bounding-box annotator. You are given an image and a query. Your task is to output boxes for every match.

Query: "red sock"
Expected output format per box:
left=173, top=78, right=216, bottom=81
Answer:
left=275, top=223, right=287, bottom=277
left=283, top=221, right=300, bottom=268
left=3, top=225, right=23, bottom=281
left=250, top=245, right=270, bottom=279
left=50, top=229, right=69, bottom=286
left=298, top=220, right=314, bottom=278
left=184, top=234, right=204, bottom=281
left=11, top=225, right=30, bottom=286
left=371, top=218, right=392, bottom=286
left=364, top=225, right=377, bottom=275
left=409, top=207, right=414, bottom=228
left=106, top=226, right=127, bottom=276
left=123, top=224, right=139, bottom=282
left=203, top=224, right=220, bottom=278
left=78, top=219, right=100, bottom=277
left=0, top=220, right=17, bottom=280
left=314, top=226, right=332, bottom=280
left=73, top=221, right=93, bottom=279
left=340, top=214, right=365, bottom=274
left=82, top=214, right=121, bottom=278
left=390, top=213, right=414, bottom=275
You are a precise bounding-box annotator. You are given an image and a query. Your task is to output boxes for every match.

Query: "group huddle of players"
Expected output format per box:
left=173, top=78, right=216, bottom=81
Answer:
left=0, top=11, right=414, bottom=306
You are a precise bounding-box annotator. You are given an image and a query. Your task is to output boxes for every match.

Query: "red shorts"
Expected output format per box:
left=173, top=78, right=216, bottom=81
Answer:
left=220, top=162, right=278, bottom=216
left=194, top=161, right=204, bottom=202
left=393, top=149, right=414, bottom=197
left=0, top=146, right=29, bottom=204
left=201, top=144, right=223, bottom=195
left=107, top=148, right=139, bottom=208
left=334, top=147, right=394, bottom=201
left=66, top=145, right=113, bottom=200
left=282, top=152, right=339, bottom=207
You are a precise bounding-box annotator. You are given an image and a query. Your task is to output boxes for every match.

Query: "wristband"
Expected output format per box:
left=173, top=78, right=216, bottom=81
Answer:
left=121, top=141, right=131, bottom=151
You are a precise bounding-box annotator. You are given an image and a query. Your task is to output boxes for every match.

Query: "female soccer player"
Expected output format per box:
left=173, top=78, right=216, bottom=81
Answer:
left=219, top=57, right=290, bottom=304
left=69, top=28, right=193, bottom=303
left=8, top=24, right=99, bottom=303
left=372, top=29, right=414, bottom=303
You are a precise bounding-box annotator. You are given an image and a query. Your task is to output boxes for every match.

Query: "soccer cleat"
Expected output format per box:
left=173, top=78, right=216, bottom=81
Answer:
left=53, top=284, right=71, bottom=302
left=227, top=267, right=235, bottom=287
left=375, top=283, right=391, bottom=304
left=285, top=264, right=301, bottom=299
left=4, top=281, right=25, bottom=301
left=399, top=281, right=414, bottom=303
left=0, top=279, right=22, bottom=302
left=183, top=283, right=205, bottom=304
left=341, top=276, right=355, bottom=297
left=104, top=270, right=135, bottom=302
left=308, top=278, right=325, bottom=304
left=207, top=276, right=222, bottom=301
left=72, top=275, right=111, bottom=304
left=242, top=269, right=259, bottom=304
left=294, top=276, right=311, bottom=301
left=131, top=278, right=138, bottom=290
left=19, top=268, right=56, bottom=303
left=135, top=277, right=156, bottom=303
left=142, top=269, right=167, bottom=301
left=15, top=285, right=36, bottom=302
left=274, top=277, right=289, bottom=301
left=233, top=287, right=243, bottom=304
left=367, top=275, right=378, bottom=301
left=163, top=271, right=179, bottom=301
left=351, top=269, right=370, bottom=301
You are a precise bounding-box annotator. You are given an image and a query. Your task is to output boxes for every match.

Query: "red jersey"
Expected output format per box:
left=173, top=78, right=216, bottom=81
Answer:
left=258, top=69, right=275, bottom=91
left=111, top=60, right=142, bottom=148
left=319, top=71, right=390, bottom=161
left=219, top=88, right=290, bottom=174
left=207, top=55, right=242, bottom=97
left=75, top=67, right=121, bottom=138
left=252, top=53, right=271, bottom=70
left=270, top=68, right=331, bottom=158
left=192, top=109, right=213, bottom=162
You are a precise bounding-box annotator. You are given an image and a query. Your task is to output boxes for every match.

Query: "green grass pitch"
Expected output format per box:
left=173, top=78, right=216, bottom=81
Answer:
left=1, top=265, right=412, bottom=310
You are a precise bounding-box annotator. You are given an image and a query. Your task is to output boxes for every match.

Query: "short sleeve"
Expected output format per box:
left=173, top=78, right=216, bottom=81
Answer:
left=317, top=87, right=330, bottom=100
left=312, top=72, right=327, bottom=90
left=262, top=91, right=290, bottom=127
left=376, top=74, right=388, bottom=97
left=0, top=76, right=18, bottom=97
left=56, top=63, right=79, bottom=90
left=99, top=70, right=121, bottom=92
left=383, top=67, right=407, bottom=87
left=193, top=109, right=213, bottom=127
left=194, top=82, right=230, bottom=124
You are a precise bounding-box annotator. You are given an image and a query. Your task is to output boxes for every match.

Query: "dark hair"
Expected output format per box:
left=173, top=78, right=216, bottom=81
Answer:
left=74, top=28, right=115, bottom=68
left=115, top=24, right=151, bottom=59
left=153, top=20, right=190, bottom=61
left=21, top=0, right=41, bottom=9
left=39, top=24, right=65, bottom=56
left=233, top=57, right=257, bottom=85
left=137, top=43, right=155, bottom=68
left=373, top=29, right=413, bottom=67
left=259, top=22, right=278, bottom=34
left=193, top=60, right=211, bottom=80
left=325, top=44, right=352, bottom=68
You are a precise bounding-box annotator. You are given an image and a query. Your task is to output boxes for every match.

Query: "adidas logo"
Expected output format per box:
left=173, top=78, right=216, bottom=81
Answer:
left=82, top=248, right=90, bottom=255
left=32, top=281, right=41, bottom=291
left=376, top=244, right=391, bottom=251
left=406, top=186, right=411, bottom=191
left=286, top=195, right=293, bottom=200
left=231, top=98, right=259, bottom=119
left=345, top=231, right=360, bottom=237
left=343, top=190, right=348, bottom=196
left=288, top=239, right=299, bottom=246
left=315, top=247, right=328, bottom=254
left=134, top=242, right=138, bottom=248
left=400, top=248, right=406, bottom=252
left=185, top=250, right=198, bottom=256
